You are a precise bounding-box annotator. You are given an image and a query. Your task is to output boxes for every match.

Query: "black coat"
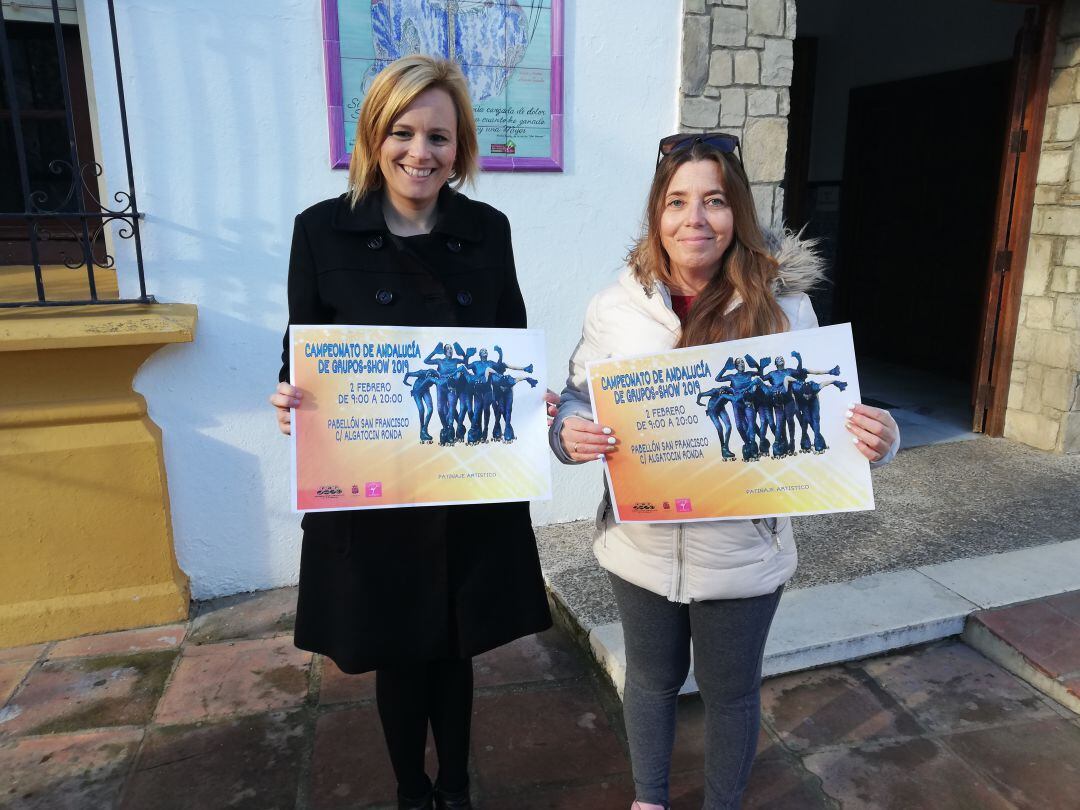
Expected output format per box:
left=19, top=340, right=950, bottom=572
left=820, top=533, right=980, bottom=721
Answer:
left=279, top=186, right=552, bottom=674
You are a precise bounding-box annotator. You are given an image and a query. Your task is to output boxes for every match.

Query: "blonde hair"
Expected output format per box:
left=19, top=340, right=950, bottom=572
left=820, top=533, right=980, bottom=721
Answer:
left=347, top=55, right=479, bottom=207
left=627, top=143, right=788, bottom=347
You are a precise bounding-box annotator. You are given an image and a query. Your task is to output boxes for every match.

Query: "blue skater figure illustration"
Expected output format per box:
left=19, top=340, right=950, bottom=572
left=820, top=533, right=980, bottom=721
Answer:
left=486, top=345, right=534, bottom=442
left=748, top=354, right=806, bottom=458
left=449, top=342, right=480, bottom=442
left=459, top=366, right=489, bottom=445
left=743, top=354, right=787, bottom=457
left=424, top=341, right=471, bottom=445
left=793, top=376, right=848, bottom=453
left=450, top=365, right=474, bottom=443
left=695, top=385, right=738, bottom=461
left=489, top=368, right=538, bottom=443
left=463, top=346, right=502, bottom=444
left=715, top=356, right=765, bottom=461
left=787, top=350, right=842, bottom=453
left=490, top=344, right=533, bottom=379
left=402, top=368, right=439, bottom=444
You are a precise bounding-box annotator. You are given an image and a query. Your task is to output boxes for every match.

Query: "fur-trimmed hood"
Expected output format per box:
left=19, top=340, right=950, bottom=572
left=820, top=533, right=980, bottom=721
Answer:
left=764, top=226, right=826, bottom=298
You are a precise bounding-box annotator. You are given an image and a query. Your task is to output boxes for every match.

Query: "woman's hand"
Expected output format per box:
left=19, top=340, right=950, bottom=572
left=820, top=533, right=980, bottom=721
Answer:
left=544, top=390, right=559, bottom=426
left=269, top=382, right=303, bottom=436
left=560, top=415, right=618, bottom=462
left=845, top=403, right=898, bottom=462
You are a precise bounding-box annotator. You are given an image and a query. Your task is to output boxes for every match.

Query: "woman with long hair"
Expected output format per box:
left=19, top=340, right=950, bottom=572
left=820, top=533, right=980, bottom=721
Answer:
left=270, top=56, right=554, bottom=810
left=550, top=134, right=900, bottom=809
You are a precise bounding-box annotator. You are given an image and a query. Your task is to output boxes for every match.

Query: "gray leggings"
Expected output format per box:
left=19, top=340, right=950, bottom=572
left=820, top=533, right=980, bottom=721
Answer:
left=608, top=573, right=783, bottom=810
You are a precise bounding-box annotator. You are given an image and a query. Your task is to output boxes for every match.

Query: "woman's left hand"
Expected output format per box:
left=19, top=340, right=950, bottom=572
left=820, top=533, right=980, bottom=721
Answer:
left=845, top=403, right=898, bottom=462
left=544, top=389, right=559, bottom=426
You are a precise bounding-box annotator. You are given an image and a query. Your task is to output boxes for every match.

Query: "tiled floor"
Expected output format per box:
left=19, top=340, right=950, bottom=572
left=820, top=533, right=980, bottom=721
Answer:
left=1, top=587, right=1079, bottom=809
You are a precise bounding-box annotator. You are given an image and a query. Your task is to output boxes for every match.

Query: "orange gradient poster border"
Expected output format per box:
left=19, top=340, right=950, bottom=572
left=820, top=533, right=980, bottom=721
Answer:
left=290, top=324, right=551, bottom=512
left=586, top=324, right=874, bottom=523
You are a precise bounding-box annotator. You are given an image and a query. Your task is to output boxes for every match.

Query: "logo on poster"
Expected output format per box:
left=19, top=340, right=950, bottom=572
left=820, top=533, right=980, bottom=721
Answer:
left=351, top=484, right=360, bottom=495
left=316, top=485, right=343, bottom=498
left=365, top=482, right=383, bottom=498
left=632, top=502, right=656, bottom=512
left=675, top=499, right=692, bottom=513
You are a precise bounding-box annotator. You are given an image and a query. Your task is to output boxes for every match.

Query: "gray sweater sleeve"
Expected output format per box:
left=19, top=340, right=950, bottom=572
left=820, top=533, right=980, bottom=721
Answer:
left=548, top=294, right=607, bottom=465
left=548, top=396, right=596, bottom=464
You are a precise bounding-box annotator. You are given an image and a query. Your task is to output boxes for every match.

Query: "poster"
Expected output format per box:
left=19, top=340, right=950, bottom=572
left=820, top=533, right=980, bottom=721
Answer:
left=322, top=0, right=564, bottom=170
left=586, top=324, right=874, bottom=523
left=290, top=324, right=550, bottom=512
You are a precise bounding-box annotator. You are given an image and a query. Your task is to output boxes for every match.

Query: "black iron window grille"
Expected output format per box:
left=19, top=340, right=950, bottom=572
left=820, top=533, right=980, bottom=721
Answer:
left=0, top=0, right=151, bottom=307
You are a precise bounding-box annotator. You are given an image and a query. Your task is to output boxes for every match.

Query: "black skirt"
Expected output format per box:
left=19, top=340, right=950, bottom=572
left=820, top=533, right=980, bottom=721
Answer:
left=293, top=501, right=552, bottom=674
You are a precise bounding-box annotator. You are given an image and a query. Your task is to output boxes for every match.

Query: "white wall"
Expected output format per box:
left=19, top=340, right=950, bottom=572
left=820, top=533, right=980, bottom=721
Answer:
left=798, top=0, right=1025, bottom=180
left=82, top=1, right=680, bottom=598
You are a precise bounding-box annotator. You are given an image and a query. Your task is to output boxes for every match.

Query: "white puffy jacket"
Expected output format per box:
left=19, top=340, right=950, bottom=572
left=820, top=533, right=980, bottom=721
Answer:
left=549, top=235, right=899, bottom=603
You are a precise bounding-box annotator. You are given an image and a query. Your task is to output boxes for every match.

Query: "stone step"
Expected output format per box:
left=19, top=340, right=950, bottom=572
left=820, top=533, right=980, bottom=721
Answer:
left=549, top=538, right=1080, bottom=698
left=963, top=591, right=1080, bottom=717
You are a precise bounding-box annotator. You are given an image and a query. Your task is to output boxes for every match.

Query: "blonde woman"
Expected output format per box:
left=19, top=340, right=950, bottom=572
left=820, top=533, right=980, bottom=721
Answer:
left=270, top=56, right=552, bottom=810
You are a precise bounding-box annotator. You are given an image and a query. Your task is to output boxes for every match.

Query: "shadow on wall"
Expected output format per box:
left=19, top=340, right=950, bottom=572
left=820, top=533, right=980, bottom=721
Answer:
left=109, top=1, right=334, bottom=598
left=141, top=304, right=285, bottom=599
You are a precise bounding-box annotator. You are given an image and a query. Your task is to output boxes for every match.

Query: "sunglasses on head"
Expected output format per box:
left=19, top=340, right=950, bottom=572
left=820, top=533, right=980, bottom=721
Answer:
left=656, top=132, right=742, bottom=166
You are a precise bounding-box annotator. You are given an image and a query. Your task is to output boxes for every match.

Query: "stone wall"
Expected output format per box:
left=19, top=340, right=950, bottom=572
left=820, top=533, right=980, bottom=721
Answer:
left=1007, top=2, right=1080, bottom=453
left=681, top=0, right=795, bottom=228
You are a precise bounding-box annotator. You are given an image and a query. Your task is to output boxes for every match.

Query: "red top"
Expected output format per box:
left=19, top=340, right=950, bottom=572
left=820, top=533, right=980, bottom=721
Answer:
left=670, top=294, right=696, bottom=325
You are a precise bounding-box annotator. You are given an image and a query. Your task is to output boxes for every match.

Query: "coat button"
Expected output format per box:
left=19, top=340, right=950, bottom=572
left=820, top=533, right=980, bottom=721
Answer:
left=375, top=289, right=394, bottom=305
left=367, top=235, right=384, bottom=250
left=446, top=239, right=462, bottom=253
left=456, top=290, right=473, bottom=306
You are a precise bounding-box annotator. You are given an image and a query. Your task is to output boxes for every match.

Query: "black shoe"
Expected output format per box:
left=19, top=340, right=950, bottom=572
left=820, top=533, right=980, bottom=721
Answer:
left=434, top=783, right=472, bottom=810
left=397, top=786, right=434, bottom=810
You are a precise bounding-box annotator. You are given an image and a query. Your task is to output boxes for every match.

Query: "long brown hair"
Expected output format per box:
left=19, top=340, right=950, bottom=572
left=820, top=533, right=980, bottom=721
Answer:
left=627, top=142, right=787, bottom=347
left=347, top=55, right=479, bottom=207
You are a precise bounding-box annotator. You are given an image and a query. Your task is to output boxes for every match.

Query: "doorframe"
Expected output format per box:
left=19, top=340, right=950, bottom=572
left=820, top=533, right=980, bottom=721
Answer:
left=974, top=0, right=1062, bottom=435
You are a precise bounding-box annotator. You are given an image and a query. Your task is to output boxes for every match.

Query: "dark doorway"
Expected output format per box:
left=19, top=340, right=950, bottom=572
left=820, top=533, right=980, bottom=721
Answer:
left=784, top=0, right=1033, bottom=447
left=835, top=62, right=1011, bottom=381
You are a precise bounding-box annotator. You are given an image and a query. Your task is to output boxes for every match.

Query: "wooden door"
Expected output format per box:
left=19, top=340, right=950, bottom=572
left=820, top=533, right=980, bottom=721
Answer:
left=972, top=1, right=1061, bottom=434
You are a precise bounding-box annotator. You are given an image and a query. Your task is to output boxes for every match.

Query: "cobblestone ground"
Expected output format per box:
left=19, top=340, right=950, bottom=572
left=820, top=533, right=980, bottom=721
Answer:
left=2, top=587, right=1079, bottom=809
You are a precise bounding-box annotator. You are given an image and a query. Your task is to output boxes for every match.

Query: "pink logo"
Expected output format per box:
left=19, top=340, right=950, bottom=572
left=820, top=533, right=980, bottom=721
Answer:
left=365, top=482, right=382, bottom=498
left=675, top=499, right=692, bottom=513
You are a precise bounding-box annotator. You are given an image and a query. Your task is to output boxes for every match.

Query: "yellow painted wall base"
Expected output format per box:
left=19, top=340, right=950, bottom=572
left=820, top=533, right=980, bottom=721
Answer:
left=0, top=583, right=186, bottom=645
left=0, top=303, right=197, bottom=647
